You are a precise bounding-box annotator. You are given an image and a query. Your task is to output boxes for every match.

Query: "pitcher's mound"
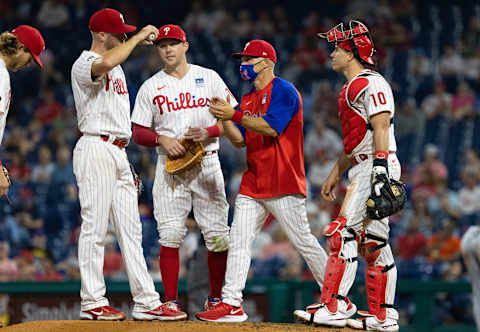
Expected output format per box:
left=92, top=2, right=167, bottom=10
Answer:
left=3, top=320, right=359, bottom=332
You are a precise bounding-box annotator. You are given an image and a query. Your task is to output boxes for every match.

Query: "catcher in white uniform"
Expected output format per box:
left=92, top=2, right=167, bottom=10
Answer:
left=0, top=25, right=45, bottom=200
left=294, top=21, right=402, bottom=331
left=131, top=24, right=236, bottom=313
left=71, top=8, right=186, bottom=321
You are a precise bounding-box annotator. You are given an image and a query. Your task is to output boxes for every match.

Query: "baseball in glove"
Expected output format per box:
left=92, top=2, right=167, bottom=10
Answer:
left=366, top=174, right=407, bottom=220
left=165, top=138, right=205, bottom=175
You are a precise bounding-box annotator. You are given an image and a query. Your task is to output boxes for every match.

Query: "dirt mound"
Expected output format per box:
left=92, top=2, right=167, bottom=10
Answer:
left=3, top=320, right=358, bottom=332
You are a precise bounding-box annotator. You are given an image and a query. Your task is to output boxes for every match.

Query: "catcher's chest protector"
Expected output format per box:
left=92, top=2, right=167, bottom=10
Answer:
left=338, top=76, right=370, bottom=155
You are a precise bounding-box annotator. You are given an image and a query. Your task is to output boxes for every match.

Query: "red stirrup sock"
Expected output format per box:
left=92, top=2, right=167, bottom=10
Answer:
left=207, top=250, right=228, bottom=298
left=159, top=246, right=180, bottom=301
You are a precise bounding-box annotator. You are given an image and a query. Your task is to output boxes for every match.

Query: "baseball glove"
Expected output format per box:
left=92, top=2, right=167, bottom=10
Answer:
left=2, top=166, right=10, bottom=185
left=129, top=163, right=143, bottom=199
left=366, top=175, right=407, bottom=220
left=165, top=138, right=205, bottom=175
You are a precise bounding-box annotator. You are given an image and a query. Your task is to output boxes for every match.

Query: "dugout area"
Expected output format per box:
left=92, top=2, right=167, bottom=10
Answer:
left=3, top=320, right=357, bottom=332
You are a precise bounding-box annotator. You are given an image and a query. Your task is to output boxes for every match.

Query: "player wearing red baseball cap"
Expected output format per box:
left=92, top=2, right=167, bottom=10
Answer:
left=196, top=39, right=329, bottom=322
left=0, top=25, right=45, bottom=209
left=132, top=23, right=237, bottom=317
left=72, top=9, right=186, bottom=322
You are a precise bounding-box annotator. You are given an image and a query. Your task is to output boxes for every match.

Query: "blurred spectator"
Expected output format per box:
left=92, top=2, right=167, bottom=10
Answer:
left=233, top=9, right=253, bottom=39
left=31, top=145, right=55, bottom=184
left=421, top=81, right=452, bottom=120
left=36, top=0, right=70, bottom=29
left=426, top=219, right=462, bottom=263
left=38, top=49, right=65, bottom=91
left=439, top=45, right=463, bottom=91
left=183, top=0, right=209, bottom=33
left=396, top=98, right=424, bottom=138
left=35, top=256, right=64, bottom=281
left=394, top=217, right=428, bottom=260
left=15, top=250, right=36, bottom=281
left=450, top=81, right=475, bottom=121
left=34, top=89, right=64, bottom=125
left=304, top=115, right=342, bottom=163
left=103, top=234, right=124, bottom=278
left=307, top=149, right=336, bottom=194
left=253, top=10, right=275, bottom=38
left=7, top=154, right=31, bottom=183
left=412, top=144, right=448, bottom=197
left=463, top=16, right=480, bottom=55
left=457, top=166, right=480, bottom=215
left=252, top=223, right=302, bottom=279
left=427, top=179, right=461, bottom=222
left=0, top=241, right=18, bottom=281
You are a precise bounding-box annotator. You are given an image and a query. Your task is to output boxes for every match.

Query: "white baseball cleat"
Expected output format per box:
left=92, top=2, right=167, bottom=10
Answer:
left=294, top=299, right=356, bottom=327
left=347, top=316, right=399, bottom=331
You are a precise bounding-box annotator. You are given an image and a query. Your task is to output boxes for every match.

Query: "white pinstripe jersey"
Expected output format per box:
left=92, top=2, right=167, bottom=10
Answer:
left=71, top=51, right=131, bottom=139
left=0, top=58, right=11, bottom=146
left=132, top=64, right=237, bottom=153
left=345, top=70, right=397, bottom=156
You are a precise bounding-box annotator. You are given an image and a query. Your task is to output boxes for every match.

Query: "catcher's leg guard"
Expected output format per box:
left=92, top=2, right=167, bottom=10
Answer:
left=359, top=232, right=398, bottom=322
left=320, top=217, right=358, bottom=314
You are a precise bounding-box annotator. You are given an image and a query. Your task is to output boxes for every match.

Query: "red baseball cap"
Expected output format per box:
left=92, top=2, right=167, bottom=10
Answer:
left=89, top=8, right=136, bottom=34
left=156, top=24, right=187, bottom=43
left=11, top=25, right=45, bottom=67
left=232, top=40, right=277, bottom=63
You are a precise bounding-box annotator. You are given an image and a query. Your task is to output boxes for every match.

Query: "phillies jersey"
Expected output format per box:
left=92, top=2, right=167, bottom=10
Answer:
left=338, top=69, right=397, bottom=156
left=237, top=77, right=306, bottom=199
left=0, top=58, right=11, bottom=146
left=71, top=51, right=132, bottom=139
left=131, top=64, right=237, bottom=153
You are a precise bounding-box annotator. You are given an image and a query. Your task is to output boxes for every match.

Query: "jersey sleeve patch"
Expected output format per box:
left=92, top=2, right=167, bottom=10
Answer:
left=347, top=77, right=369, bottom=104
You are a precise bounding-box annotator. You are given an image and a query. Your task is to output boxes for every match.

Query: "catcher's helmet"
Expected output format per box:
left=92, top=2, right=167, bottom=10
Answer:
left=318, top=20, right=376, bottom=66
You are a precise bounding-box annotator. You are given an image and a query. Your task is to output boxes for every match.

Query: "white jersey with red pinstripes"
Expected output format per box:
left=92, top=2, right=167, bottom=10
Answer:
left=131, top=64, right=237, bottom=153
left=344, top=69, right=397, bottom=157
left=71, top=51, right=131, bottom=139
left=0, top=58, right=11, bottom=146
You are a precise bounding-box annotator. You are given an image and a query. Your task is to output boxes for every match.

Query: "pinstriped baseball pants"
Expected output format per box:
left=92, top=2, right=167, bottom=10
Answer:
left=222, top=194, right=327, bottom=307
left=73, top=136, right=161, bottom=312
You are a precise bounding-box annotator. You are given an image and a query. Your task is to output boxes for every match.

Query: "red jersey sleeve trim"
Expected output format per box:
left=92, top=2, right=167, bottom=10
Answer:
left=132, top=123, right=159, bottom=147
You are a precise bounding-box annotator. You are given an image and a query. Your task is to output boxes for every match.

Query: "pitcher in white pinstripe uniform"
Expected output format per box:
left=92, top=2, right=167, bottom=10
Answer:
left=71, top=8, right=186, bottom=321
left=196, top=39, right=328, bottom=323
left=131, top=24, right=237, bottom=315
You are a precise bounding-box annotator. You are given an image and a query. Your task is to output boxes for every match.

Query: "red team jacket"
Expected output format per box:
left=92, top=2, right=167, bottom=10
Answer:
left=236, top=77, right=306, bottom=199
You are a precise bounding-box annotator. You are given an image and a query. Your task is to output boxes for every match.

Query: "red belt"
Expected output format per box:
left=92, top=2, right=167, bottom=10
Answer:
left=350, top=151, right=395, bottom=166
left=101, top=135, right=128, bottom=148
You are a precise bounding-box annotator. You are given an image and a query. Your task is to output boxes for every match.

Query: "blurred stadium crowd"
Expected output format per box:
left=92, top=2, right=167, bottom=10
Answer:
left=0, top=0, right=479, bottom=326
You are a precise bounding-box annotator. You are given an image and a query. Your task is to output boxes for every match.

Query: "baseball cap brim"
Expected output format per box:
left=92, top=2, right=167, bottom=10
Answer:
left=31, top=53, right=42, bottom=67
left=110, top=24, right=137, bottom=34
left=232, top=52, right=257, bottom=59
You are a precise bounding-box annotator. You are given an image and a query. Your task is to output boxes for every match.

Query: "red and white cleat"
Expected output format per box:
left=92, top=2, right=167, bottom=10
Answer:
left=132, top=303, right=187, bottom=321
left=80, top=305, right=126, bottom=321
left=196, top=301, right=248, bottom=322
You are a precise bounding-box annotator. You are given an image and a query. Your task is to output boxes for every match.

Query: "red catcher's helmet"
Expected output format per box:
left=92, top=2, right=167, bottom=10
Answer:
left=317, top=20, right=376, bottom=66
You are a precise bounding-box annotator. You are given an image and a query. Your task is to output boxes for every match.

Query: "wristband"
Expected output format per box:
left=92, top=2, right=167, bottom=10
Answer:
left=0, top=160, right=2, bottom=167
left=374, top=150, right=388, bottom=160
left=231, top=111, right=244, bottom=124
left=206, top=125, right=220, bottom=138
left=373, top=157, right=388, bottom=169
